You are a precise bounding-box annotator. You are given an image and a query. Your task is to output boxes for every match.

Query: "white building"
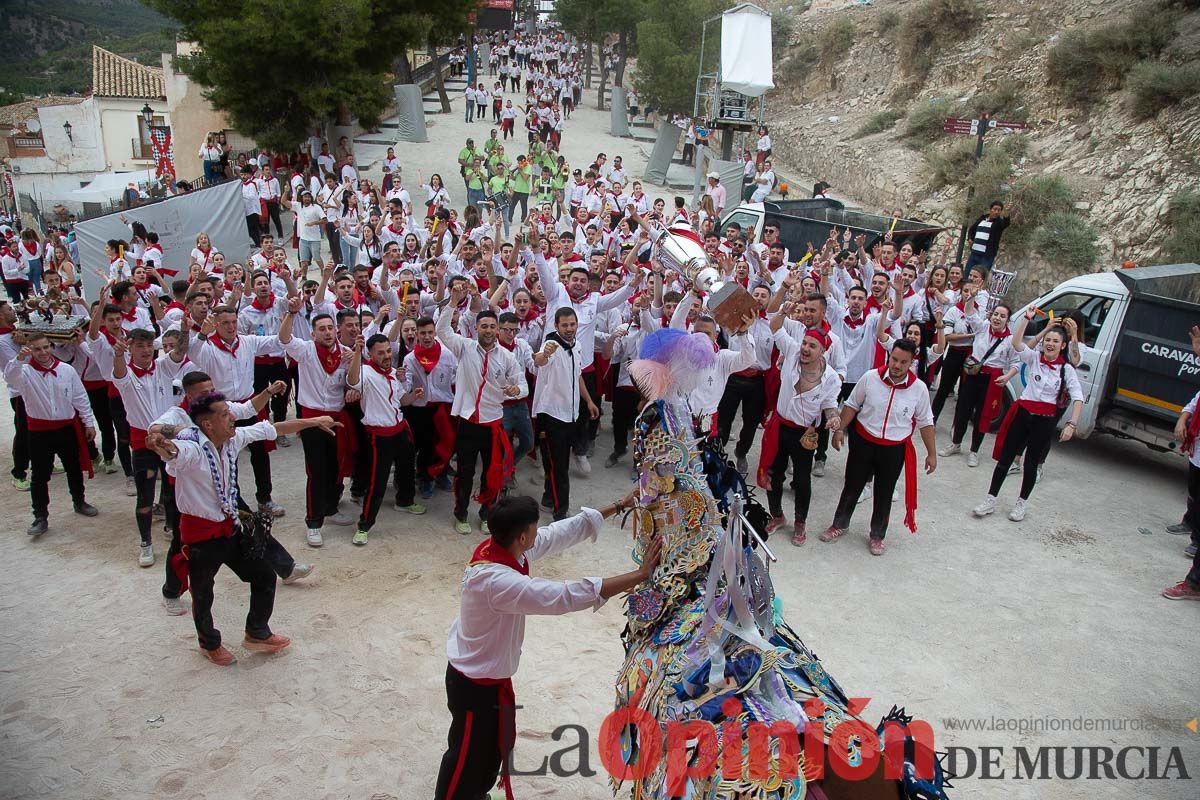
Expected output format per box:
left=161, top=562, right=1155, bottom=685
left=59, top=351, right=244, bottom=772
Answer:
left=0, top=46, right=169, bottom=217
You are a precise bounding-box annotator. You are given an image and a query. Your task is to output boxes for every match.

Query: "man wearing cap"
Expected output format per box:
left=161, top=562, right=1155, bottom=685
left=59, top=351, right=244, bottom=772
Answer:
left=705, top=172, right=727, bottom=216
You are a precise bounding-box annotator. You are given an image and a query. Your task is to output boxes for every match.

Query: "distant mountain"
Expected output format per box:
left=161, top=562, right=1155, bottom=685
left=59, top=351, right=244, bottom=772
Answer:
left=0, top=0, right=178, bottom=97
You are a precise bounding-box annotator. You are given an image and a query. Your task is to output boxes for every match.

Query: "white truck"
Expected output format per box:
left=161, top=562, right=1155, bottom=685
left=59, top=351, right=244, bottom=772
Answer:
left=1005, top=263, right=1200, bottom=453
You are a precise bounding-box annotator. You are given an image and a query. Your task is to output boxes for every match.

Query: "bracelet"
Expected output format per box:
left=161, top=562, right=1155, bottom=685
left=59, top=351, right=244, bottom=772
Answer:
left=1065, top=421, right=1077, bottom=427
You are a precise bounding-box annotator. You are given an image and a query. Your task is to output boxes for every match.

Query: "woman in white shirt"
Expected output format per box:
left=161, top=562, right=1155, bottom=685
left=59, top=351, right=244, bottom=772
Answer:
left=289, top=190, right=326, bottom=274
left=419, top=171, right=450, bottom=219
left=755, top=124, right=772, bottom=169
left=337, top=192, right=363, bottom=267
left=382, top=147, right=401, bottom=193
left=973, top=310, right=1083, bottom=522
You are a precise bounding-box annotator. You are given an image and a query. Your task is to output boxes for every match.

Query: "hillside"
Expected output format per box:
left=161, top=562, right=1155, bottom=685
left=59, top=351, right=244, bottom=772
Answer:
left=0, top=0, right=177, bottom=96
left=765, top=0, right=1200, bottom=303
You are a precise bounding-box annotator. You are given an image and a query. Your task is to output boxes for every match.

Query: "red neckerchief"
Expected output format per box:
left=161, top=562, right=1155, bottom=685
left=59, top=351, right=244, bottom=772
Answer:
left=469, top=536, right=529, bottom=576
left=130, top=359, right=155, bottom=378
left=314, top=341, right=343, bottom=375
left=145, top=243, right=163, bottom=255
left=30, top=357, right=61, bottom=376
left=133, top=281, right=151, bottom=291
left=1040, top=352, right=1065, bottom=367
left=865, top=296, right=884, bottom=315
left=843, top=312, right=867, bottom=329
left=990, top=327, right=1008, bottom=340
left=120, top=307, right=139, bottom=323
left=414, top=340, right=441, bottom=372
left=165, top=301, right=185, bottom=312
left=903, top=286, right=916, bottom=298
left=878, top=364, right=917, bottom=389
left=0, top=326, right=12, bottom=335
left=367, top=360, right=393, bottom=380
left=22, top=241, right=38, bottom=256
left=334, top=298, right=358, bottom=312
left=251, top=292, right=276, bottom=312
left=474, top=275, right=490, bottom=292
left=499, top=339, right=516, bottom=352
left=208, top=334, right=240, bottom=356
left=561, top=253, right=583, bottom=264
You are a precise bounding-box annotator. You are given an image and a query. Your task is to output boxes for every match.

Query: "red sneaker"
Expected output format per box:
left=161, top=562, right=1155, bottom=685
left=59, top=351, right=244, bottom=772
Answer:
left=819, top=526, right=846, bottom=543
left=1161, top=581, right=1200, bottom=601
left=790, top=522, right=806, bottom=547
left=243, top=633, right=292, bottom=653
left=201, top=645, right=237, bottom=666
left=765, top=516, right=786, bottom=534
left=869, top=537, right=886, bottom=556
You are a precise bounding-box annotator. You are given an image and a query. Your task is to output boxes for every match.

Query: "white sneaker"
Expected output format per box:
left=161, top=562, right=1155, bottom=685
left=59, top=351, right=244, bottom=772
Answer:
left=938, top=443, right=961, bottom=457
left=973, top=495, right=997, bottom=517
left=891, top=488, right=899, bottom=502
left=283, top=563, right=314, bottom=584
left=126, top=476, right=138, bottom=496
left=138, top=543, right=155, bottom=567
left=572, top=454, right=591, bottom=477
left=162, top=595, right=188, bottom=616
left=857, top=484, right=873, bottom=504
left=306, top=528, right=324, bottom=547
left=1008, top=499, right=1027, bottom=522
left=1035, top=465, right=1043, bottom=484
left=1007, top=461, right=1022, bottom=475
left=259, top=500, right=286, bottom=518
left=812, top=460, right=825, bottom=477
left=966, top=451, right=979, bottom=468
left=276, top=434, right=291, bottom=448
left=327, top=511, right=354, bottom=526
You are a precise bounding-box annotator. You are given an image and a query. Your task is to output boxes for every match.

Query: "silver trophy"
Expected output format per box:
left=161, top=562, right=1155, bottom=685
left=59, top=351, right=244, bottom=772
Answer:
left=652, top=227, right=758, bottom=332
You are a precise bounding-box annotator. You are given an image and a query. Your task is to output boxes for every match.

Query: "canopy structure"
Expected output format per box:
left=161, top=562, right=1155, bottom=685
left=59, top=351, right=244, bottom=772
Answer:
left=68, top=169, right=157, bottom=203
left=720, top=3, right=774, bottom=98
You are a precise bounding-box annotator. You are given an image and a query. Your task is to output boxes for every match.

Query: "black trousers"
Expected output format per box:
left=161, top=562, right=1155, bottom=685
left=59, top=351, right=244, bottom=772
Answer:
left=952, top=371, right=993, bottom=452
left=300, top=423, right=340, bottom=527
left=932, top=347, right=970, bottom=421
left=988, top=407, right=1056, bottom=500
left=611, top=387, right=640, bottom=456
left=767, top=423, right=819, bottom=522
left=109, top=393, right=134, bottom=477
left=832, top=426, right=906, bottom=539
left=1186, top=464, right=1200, bottom=590
left=164, top=498, right=294, bottom=599
left=253, top=361, right=290, bottom=423
left=132, top=448, right=169, bottom=545
left=359, top=429, right=417, bottom=531
left=30, top=426, right=86, bottom=518
left=435, top=664, right=509, bottom=800
left=232, top=416, right=274, bottom=505
left=816, top=382, right=855, bottom=463
left=717, top=373, right=766, bottom=459
left=85, top=386, right=116, bottom=463
left=344, top=401, right=370, bottom=498
left=406, top=405, right=437, bottom=480
left=245, top=214, right=263, bottom=246
left=538, top=413, right=575, bottom=520
left=10, top=397, right=29, bottom=480
left=573, top=370, right=598, bottom=454
left=454, top=419, right=494, bottom=522
left=325, top=221, right=341, bottom=261
left=186, top=535, right=276, bottom=651
left=510, top=191, right=529, bottom=222
left=265, top=200, right=283, bottom=238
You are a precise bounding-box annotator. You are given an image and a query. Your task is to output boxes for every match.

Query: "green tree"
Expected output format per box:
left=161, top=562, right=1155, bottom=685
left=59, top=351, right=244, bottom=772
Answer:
left=634, top=0, right=731, bottom=116
left=148, top=0, right=473, bottom=151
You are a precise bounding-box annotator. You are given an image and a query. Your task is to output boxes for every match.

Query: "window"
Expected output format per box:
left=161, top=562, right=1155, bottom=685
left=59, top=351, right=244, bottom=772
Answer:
left=1023, top=292, right=1113, bottom=347
left=722, top=210, right=759, bottom=237
left=134, top=114, right=165, bottom=160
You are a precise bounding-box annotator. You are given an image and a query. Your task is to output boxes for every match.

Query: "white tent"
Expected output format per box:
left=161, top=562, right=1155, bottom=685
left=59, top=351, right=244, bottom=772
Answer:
left=721, top=3, right=774, bottom=98
left=68, top=169, right=157, bottom=203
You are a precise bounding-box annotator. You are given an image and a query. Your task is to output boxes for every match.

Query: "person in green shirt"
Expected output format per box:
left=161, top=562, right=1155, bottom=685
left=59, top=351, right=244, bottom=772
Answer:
left=483, top=130, right=501, bottom=156
left=487, top=146, right=508, bottom=174
left=487, top=165, right=514, bottom=236
left=465, top=157, right=488, bottom=210
left=534, top=165, right=555, bottom=207
left=510, top=155, right=533, bottom=220
left=550, top=162, right=569, bottom=212
left=457, top=138, right=479, bottom=188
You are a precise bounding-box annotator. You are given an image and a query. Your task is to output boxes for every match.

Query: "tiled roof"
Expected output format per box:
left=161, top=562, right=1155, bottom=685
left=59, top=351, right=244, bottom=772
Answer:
left=0, top=96, right=85, bottom=128
left=92, top=45, right=165, bottom=99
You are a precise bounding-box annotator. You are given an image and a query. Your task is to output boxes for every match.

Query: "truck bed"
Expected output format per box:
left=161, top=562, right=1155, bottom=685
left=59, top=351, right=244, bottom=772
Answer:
left=763, top=200, right=946, bottom=259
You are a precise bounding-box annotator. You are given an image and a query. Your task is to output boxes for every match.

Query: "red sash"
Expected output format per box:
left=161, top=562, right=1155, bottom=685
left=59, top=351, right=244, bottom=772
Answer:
left=991, top=399, right=1056, bottom=461
left=300, top=406, right=356, bottom=480
left=756, top=413, right=803, bottom=490
left=130, top=425, right=149, bottom=452
left=27, top=415, right=94, bottom=478
left=855, top=420, right=919, bottom=533
left=471, top=419, right=513, bottom=506
left=976, top=366, right=1006, bottom=436
left=179, top=513, right=235, bottom=545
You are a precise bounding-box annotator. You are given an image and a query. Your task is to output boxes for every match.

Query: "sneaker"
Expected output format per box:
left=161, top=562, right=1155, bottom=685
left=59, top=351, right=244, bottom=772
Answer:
left=480, top=519, right=490, bottom=534
left=1035, top=465, right=1043, bottom=484
left=891, top=488, right=899, bottom=502
left=352, top=529, right=369, bottom=546
left=201, top=645, right=237, bottom=666
left=419, top=479, right=434, bottom=499
left=605, top=452, right=622, bottom=468
left=1008, top=498, right=1027, bottom=522
left=11, top=476, right=29, bottom=491
left=52, top=463, right=65, bottom=475
left=1007, top=461, right=1022, bottom=476
left=572, top=454, right=591, bottom=477
left=812, top=460, right=825, bottom=478
left=819, top=526, right=847, bottom=543
left=973, top=495, right=997, bottom=517
left=139, top=543, right=155, bottom=567
left=327, top=511, right=354, bottom=526
left=276, top=434, right=291, bottom=448
left=1161, top=581, right=1200, bottom=600
left=938, top=443, right=961, bottom=457
left=73, top=501, right=99, bottom=517
left=152, top=502, right=165, bottom=518
left=791, top=522, right=807, bottom=547
left=966, top=451, right=979, bottom=468
left=765, top=515, right=786, bottom=533
left=243, top=633, right=291, bottom=653
left=395, top=502, right=427, bottom=515
left=162, top=595, right=188, bottom=616
left=869, top=537, right=886, bottom=556
left=260, top=500, right=286, bottom=518
left=736, top=455, right=749, bottom=474
left=1166, top=522, right=1191, bottom=535
left=282, top=563, right=314, bottom=584
left=102, top=459, right=118, bottom=475
left=306, top=528, right=324, bottom=547
left=454, top=519, right=472, bottom=535
left=26, top=517, right=47, bottom=537
left=125, top=476, right=137, bottom=496
left=857, top=484, right=873, bottom=504
left=1186, top=543, right=1198, bottom=558
left=436, top=474, right=453, bottom=491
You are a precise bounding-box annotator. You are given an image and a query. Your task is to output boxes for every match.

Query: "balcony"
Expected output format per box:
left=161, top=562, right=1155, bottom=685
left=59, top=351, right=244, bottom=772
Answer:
left=6, top=132, right=46, bottom=157
left=132, top=137, right=154, bottom=160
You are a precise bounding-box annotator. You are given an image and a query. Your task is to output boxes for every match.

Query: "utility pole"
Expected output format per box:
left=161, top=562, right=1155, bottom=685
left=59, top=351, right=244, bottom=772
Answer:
left=942, top=112, right=1028, bottom=265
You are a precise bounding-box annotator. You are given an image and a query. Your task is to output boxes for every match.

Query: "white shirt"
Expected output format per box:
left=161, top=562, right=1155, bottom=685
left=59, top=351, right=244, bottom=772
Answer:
left=532, top=250, right=633, bottom=370
left=256, top=176, right=281, bottom=201
left=846, top=368, right=933, bottom=443
left=151, top=399, right=258, bottom=431
left=3, top=357, right=96, bottom=427
left=165, top=421, right=277, bottom=523
left=350, top=363, right=412, bottom=429
left=531, top=336, right=583, bottom=423
left=1015, top=347, right=1082, bottom=407
left=238, top=295, right=290, bottom=355
left=297, top=204, right=325, bottom=242
left=751, top=170, right=774, bottom=203
left=1184, top=391, right=1200, bottom=469
left=436, top=308, right=522, bottom=424
left=191, top=334, right=279, bottom=401
left=773, top=330, right=841, bottom=426
left=690, top=335, right=756, bottom=416
left=446, top=508, right=605, bottom=680
left=280, top=337, right=349, bottom=412
left=965, top=315, right=1016, bottom=370
left=240, top=179, right=262, bottom=217
left=402, top=346, right=458, bottom=406
left=110, top=354, right=191, bottom=432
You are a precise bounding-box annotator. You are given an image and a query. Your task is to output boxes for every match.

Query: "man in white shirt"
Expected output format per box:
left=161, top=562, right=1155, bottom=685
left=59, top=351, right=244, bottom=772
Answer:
left=434, top=494, right=660, bottom=800
left=256, top=165, right=283, bottom=238
left=820, top=338, right=937, bottom=556
left=750, top=160, right=775, bottom=204
left=239, top=165, right=264, bottom=246
left=146, top=392, right=337, bottom=666
left=705, top=172, right=727, bottom=216
left=437, top=288, right=524, bottom=534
